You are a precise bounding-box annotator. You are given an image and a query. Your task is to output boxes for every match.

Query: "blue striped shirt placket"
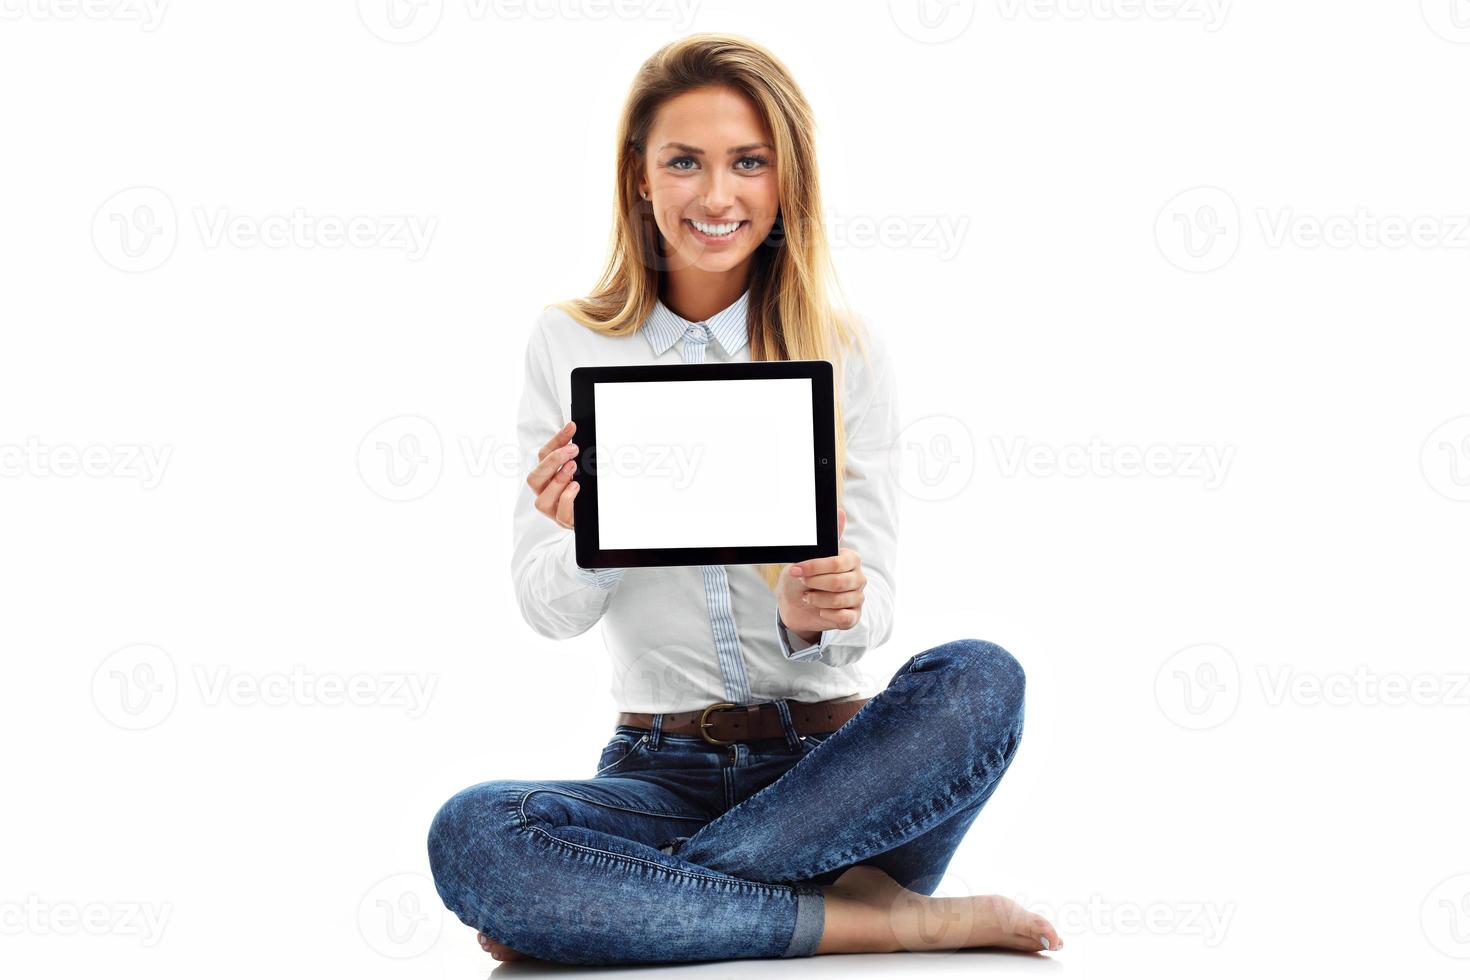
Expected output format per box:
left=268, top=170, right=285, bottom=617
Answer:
left=675, top=318, right=755, bottom=705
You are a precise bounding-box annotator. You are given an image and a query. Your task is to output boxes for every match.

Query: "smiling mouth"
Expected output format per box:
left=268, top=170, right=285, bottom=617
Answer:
left=685, top=219, right=748, bottom=240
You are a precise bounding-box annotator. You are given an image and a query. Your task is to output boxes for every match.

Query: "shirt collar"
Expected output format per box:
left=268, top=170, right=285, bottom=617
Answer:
left=641, top=288, right=751, bottom=358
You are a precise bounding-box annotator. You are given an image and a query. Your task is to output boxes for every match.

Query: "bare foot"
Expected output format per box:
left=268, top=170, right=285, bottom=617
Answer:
left=817, top=864, right=1062, bottom=955
left=476, top=931, right=535, bottom=962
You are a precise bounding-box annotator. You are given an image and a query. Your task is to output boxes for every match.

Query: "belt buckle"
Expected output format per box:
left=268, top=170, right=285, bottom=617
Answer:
left=698, top=702, right=738, bottom=746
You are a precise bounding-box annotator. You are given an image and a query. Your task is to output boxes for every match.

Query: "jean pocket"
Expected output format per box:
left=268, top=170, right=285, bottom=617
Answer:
left=595, top=733, right=648, bottom=776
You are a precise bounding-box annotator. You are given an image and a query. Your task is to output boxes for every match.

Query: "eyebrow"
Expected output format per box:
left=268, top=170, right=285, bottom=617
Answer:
left=658, top=142, right=772, bottom=155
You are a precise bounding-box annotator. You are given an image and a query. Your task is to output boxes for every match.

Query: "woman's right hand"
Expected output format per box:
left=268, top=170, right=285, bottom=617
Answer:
left=528, top=420, right=581, bottom=529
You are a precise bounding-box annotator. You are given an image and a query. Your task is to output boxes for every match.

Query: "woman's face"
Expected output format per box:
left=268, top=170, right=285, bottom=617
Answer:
left=640, top=85, right=779, bottom=275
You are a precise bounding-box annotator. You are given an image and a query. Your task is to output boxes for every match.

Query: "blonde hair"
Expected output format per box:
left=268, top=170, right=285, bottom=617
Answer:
left=550, top=32, right=871, bottom=593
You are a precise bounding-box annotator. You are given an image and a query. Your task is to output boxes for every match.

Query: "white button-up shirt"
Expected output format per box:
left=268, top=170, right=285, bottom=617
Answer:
left=511, top=288, right=900, bottom=713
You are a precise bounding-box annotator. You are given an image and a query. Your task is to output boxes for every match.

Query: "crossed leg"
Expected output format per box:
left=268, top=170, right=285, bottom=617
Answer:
left=435, top=639, right=1061, bottom=962
left=673, top=639, right=1027, bottom=883
left=671, top=639, right=1058, bottom=954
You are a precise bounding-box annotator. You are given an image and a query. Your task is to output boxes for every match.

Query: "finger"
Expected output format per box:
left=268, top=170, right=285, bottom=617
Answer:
left=801, top=587, right=864, bottom=610
left=554, top=480, right=579, bottom=529
left=816, top=606, right=860, bottom=629
left=534, top=458, right=577, bottom=516
left=537, top=420, right=575, bottom=462
left=798, top=568, right=865, bottom=593
left=529, top=440, right=579, bottom=491
left=837, top=506, right=846, bottom=540
left=791, top=548, right=859, bottom=580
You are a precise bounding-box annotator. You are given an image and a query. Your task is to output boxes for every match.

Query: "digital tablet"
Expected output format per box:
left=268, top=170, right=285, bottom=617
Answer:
left=570, top=359, right=838, bottom=568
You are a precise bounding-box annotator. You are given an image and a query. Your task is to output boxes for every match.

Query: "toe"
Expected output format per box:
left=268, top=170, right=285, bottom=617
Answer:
left=1034, top=915, right=1062, bottom=951
left=477, top=932, right=514, bottom=958
left=486, top=939, right=526, bottom=961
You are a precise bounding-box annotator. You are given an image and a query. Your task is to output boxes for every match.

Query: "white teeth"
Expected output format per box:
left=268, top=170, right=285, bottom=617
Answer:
left=689, top=219, right=741, bottom=236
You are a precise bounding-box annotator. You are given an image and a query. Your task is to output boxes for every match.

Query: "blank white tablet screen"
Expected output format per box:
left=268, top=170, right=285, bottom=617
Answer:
left=594, top=377, right=816, bottom=550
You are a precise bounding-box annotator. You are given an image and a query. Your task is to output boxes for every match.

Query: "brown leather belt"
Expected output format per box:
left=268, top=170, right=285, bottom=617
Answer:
left=616, top=694, right=870, bottom=746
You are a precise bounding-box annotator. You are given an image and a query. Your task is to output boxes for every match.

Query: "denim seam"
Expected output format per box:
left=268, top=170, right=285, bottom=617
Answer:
left=852, top=742, right=1017, bottom=857
left=522, top=824, right=811, bottom=898
left=517, top=787, right=708, bottom=824
left=593, top=736, right=646, bottom=776
left=593, top=738, right=633, bottom=775
left=788, top=738, right=1021, bottom=880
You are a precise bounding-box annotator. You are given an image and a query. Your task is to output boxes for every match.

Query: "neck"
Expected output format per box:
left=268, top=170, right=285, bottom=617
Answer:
left=661, top=267, right=750, bottom=323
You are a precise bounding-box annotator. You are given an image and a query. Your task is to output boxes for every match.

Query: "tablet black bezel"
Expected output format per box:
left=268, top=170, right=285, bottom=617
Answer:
left=570, top=359, right=837, bottom=568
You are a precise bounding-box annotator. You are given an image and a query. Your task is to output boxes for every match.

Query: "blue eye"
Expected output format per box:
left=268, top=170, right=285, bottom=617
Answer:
left=664, top=155, right=770, bottom=173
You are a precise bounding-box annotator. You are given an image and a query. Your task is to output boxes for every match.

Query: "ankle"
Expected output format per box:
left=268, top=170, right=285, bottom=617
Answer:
left=814, top=884, right=903, bottom=954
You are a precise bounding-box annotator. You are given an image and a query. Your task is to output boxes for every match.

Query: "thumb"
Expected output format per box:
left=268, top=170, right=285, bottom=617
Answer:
left=837, top=506, right=846, bottom=540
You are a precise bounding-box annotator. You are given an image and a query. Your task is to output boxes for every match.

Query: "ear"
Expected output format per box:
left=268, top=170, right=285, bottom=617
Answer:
left=837, top=506, right=846, bottom=540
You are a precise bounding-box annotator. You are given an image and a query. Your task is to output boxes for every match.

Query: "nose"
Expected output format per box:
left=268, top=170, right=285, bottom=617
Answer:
left=702, top=165, right=736, bottom=214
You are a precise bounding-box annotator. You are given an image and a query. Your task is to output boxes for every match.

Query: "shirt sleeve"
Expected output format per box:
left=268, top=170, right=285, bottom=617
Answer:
left=775, top=609, right=835, bottom=662
left=775, top=314, right=900, bottom=668
left=510, top=313, right=626, bottom=639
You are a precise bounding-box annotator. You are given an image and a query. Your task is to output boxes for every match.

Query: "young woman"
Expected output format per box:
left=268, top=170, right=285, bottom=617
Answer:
left=427, top=32, right=1061, bottom=965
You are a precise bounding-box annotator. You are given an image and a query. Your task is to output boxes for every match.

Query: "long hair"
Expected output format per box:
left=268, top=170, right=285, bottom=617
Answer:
left=550, top=32, right=871, bottom=593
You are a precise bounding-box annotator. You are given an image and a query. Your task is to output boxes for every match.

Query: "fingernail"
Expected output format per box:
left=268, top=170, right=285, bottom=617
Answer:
left=1040, top=936, right=1051, bottom=950
left=791, top=566, right=803, bottom=576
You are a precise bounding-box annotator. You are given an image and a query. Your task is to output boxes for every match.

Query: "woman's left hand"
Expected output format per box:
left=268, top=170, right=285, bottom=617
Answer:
left=776, top=507, right=865, bottom=637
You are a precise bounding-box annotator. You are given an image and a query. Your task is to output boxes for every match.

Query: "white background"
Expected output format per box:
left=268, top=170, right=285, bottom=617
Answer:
left=2, top=2, right=1467, bottom=978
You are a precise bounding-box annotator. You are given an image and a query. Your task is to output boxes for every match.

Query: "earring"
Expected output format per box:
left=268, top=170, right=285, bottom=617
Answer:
left=641, top=190, right=650, bottom=200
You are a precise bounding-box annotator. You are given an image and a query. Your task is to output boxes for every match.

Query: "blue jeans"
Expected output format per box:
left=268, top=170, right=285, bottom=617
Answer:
left=427, top=638, right=1026, bottom=965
